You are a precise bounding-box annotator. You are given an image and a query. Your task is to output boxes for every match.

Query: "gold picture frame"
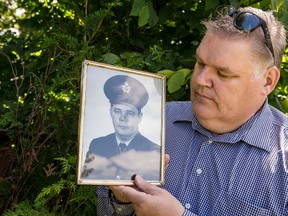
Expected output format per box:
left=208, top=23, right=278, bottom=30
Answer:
left=77, top=60, right=166, bottom=185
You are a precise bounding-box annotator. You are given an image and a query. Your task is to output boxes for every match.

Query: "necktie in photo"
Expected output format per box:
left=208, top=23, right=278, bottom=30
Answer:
left=118, top=143, right=127, bottom=153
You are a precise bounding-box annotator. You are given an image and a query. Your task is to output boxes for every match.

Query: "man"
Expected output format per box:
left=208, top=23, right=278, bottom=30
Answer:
left=97, top=6, right=288, bottom=215
left=82, top=75, right=160, bottom=180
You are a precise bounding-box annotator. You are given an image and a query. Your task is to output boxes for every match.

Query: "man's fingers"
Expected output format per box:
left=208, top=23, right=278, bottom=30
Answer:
left=109, top=167, right=169, bottom=204
left=164, top=154, right=170, bottom=169
left=118, top=185, right=149, bottom=204
left=109, top=185, right=133, bottom=204
left=133, top=175, right=160, bottom=195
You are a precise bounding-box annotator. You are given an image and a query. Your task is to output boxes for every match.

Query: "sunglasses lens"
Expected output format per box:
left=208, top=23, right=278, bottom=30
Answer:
left=234, top=13, right=261, bottom=32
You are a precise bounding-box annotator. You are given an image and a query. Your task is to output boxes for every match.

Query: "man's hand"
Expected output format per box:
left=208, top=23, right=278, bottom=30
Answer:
left=124, top=174, right=185, bottom=216
left=109, top=154, right=185, bottom=215
left=109, top=154, right=170, bottom=204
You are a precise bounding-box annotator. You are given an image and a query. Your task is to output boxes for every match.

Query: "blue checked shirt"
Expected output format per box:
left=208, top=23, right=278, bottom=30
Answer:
left=97, top=101, right=288, bottom=216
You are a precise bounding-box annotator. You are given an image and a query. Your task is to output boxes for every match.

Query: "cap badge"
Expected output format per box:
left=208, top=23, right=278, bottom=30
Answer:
left=121, top=82, right=131, bottom=94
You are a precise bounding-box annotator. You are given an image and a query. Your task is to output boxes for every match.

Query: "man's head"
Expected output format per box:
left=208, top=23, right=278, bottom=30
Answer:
left=204, top=6, right=286, bottom=71
left=190, top=6, right=286, bottom=135
left=104, top=75, right=149, bottom=140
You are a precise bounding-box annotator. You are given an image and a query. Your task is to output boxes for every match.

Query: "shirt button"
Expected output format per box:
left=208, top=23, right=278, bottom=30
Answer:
left=117, top=207, right=123, bottom=212
left=208, top=140, right=213, bottom=144
left=185, top=203, right=191, bottom=209
left=196, top=168, right=202, bottom=175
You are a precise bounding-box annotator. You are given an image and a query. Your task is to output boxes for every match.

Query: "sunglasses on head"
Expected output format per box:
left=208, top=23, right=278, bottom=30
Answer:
left=215, top=6, right=275, bottom=60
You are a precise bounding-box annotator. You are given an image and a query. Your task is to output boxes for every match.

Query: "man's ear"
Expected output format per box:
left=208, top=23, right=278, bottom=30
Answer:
left=109, top=107, right=113, bottom=116
left=262, top=66, right=280, bottom=96
left=137, top=112, right=143, bottom=122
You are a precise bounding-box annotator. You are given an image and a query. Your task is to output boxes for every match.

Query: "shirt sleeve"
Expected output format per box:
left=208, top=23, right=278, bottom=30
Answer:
left=97, top=185, right=135, bottom=216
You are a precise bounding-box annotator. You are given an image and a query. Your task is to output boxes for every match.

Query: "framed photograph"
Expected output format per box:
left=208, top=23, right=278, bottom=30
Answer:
left=77, top=60, right=166, bottom=186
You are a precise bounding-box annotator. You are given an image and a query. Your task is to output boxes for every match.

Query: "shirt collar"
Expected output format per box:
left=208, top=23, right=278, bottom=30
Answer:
left=173, top=100, right=272, bottom=152
left=241, top=100, right=273, bottom=152
left=115, top=135, right=134, bottom=146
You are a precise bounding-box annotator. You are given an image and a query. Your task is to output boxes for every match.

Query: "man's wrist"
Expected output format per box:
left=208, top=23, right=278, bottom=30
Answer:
left=109, top=189, right=134, bottom=215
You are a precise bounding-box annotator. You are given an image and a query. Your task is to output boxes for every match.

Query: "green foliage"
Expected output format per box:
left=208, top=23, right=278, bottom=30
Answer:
left=0, top=0, right=287, bottom=215
left=4, top=200, right=54, bottom=216
left=34, top=156, right=76, bottom=213
left=130, top=0, right=159, bottom=27
left=4, top=155, right=97, bottom=215
left=166, top=68, right=191, bottom=93
left=158, top=68, right=191, bottom=100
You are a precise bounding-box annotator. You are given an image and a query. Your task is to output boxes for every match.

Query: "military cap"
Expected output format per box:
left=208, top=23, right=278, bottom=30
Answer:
left=104, top=75, right=149, bottom=110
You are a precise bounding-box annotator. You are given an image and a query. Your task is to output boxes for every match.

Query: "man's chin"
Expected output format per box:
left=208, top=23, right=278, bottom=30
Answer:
left=117, top=132, right=129, bottom=137
left=117, top=132, right=134, bottom=139
left=193, top=103, right=217, bottom=118
left=193, top=101, right=211, bottom=111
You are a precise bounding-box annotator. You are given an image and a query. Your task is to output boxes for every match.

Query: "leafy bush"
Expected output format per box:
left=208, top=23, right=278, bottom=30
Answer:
left=3, top=155, right=97, bottom=215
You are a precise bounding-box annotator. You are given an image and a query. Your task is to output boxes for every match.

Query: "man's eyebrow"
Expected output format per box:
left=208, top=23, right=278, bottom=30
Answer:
left=112, top=107, right=121, bottom=111
left=215, top=66, right=232, bottom=73
left=195, top=53, right=238, bottom=76
left=215, top=66, right=240, bottom=76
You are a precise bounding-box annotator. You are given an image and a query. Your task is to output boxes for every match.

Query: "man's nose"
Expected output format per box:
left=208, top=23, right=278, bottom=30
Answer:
left=194, top=66, right=213, bottom=87
left=119, top=113, right=128, bottom=121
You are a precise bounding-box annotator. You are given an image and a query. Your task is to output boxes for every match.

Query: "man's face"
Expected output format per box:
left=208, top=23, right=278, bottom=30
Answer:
left=191, top=33, right=268, bottom=134
left=110, top=103, right=142, bottom=140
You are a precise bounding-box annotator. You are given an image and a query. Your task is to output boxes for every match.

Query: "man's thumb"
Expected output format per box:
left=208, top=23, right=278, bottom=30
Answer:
left=134, top=175, right=159, bottom=195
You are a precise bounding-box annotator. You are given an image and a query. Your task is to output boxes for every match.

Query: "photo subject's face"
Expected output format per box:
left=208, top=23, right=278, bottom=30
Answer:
left=110, top=103, right=142, bottom=140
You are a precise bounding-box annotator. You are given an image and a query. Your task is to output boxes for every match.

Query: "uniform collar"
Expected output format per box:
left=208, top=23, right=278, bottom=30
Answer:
left=115, top=135, right=135, bottom=146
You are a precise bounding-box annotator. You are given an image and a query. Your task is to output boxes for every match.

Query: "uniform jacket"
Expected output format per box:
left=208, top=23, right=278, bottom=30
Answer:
left=82, top=132, right=160, bottom=180
left=88, top=132, right=160, bottom=158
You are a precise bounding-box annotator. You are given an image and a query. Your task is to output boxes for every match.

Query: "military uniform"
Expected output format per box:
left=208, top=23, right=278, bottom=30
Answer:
left=87, top=132, right=160, bottom=158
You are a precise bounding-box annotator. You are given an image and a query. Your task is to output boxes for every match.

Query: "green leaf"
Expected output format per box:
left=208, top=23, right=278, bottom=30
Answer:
left=280, top=98, right=288, bottom=113
left=157, top=69, right=174, bottom=78
left=148, top=2, right=158, bottom=27
left=167, top=71, right=185, bottom=93
left=229, top=0, right=239, bottom=7
left=278, top=10, right=288, bottom=27
left=271, top=0, right=284, bottom=11
left=130, top=0, right=145, bottom=16
left=169, top=86, right=186, bottom=101
left=138, top=4, right=150, bottom=27
left=205, top=0, right=219, bottom=11
left=102, top=53, right=121, bottom=65
left=171, top=0, right=188, bottom=8
left=176, top=68, right=192, bottom=78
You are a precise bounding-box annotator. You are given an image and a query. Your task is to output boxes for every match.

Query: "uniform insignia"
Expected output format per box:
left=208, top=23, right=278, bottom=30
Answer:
left=121, top=82, right=131, bottom=94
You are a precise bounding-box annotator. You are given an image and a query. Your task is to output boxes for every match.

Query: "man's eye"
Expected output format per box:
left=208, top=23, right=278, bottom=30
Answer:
left=127, top=111, right=135, bottom=117
left=218, top=72, right=228, bottom=78
left=197, top=61, right=205, bottom=68
left=113, top=109, right=121, bottom=114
